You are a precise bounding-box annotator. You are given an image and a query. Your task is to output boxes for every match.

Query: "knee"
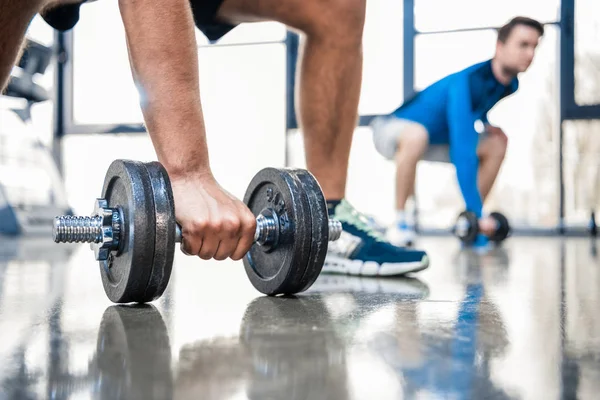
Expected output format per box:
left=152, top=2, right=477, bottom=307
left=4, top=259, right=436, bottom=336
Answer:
left=487, top=127, right=508, bottom=159
left=494, top=128, right=508, bottom=155
left=397, top=126, right=429, bottom=160
left=304, top=0, right=366, bottom=46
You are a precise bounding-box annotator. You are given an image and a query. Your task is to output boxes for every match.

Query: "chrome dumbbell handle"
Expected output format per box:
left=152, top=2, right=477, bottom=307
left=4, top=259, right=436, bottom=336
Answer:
left=54, top=200, right=343, bottom=255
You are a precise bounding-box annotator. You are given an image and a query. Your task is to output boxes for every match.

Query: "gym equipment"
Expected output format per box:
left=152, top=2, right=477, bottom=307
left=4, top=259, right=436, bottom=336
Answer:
left=0, top=38, right=72, bottom=235
left=454, top=210, right=511, bottom=245
left=5, top=39, right=52, bottom=105
left=488, top=212, right=511, bottom=243
left=454, top=211, right=479, bottom=245
left=52, top=159, right=342, bottom=303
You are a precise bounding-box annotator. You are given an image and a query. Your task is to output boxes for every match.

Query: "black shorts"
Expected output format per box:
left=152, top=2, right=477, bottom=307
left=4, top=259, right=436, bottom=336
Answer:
left=41, top=0, right=236, bottom=42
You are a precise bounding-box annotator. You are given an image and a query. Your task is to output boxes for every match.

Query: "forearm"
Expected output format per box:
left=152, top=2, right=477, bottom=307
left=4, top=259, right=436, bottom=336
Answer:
left=119, top=0, right=210, bottom=178
left=455, top=160, right=483, bottom=217
left=450, top=139, right=482, bottom=216
left=447, top=78, right=483, bottom=217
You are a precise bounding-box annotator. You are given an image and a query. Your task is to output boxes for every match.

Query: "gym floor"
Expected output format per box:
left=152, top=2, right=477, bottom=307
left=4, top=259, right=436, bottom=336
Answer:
left=1, top=236, right=599, bottom=399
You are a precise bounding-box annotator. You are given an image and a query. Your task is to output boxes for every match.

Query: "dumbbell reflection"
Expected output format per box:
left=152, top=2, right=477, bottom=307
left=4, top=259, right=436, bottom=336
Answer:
left=176, top=296, right=350, bottom=400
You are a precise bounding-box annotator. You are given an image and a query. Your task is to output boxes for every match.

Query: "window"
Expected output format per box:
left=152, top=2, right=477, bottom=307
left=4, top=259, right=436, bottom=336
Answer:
left=358, top=0, right=404, bottom=116
left=414, top=30, right=496, bottom=90
left=563, top=120, right=600, bottom=227
left=72, top=2, right=146, bottom=124
left=574, top=0, right=600, bottom=106
left=415, top=0, right=560, bottom=33
left=72, top=1, right=287, bottom=126
left=65, top=2, right=286, bottom=215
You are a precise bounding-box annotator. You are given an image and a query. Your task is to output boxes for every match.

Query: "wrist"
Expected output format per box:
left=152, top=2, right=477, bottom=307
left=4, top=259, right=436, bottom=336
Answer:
left=162, top=160, right=213, bottom=182
left=144, top=110, right=212, bottom=182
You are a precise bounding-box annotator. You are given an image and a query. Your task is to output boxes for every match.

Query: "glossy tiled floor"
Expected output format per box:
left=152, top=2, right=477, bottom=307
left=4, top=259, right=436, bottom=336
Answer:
left=0, top=236, right=599, bottom=400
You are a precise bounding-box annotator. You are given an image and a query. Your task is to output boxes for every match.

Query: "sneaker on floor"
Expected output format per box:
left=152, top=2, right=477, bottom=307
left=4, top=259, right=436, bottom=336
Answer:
left=387, top=222, right=417, bottom=247
left=324, top=200, right=429, bottom=276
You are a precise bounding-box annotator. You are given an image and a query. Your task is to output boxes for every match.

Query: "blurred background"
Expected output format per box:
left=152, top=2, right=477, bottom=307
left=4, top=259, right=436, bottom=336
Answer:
left=0, top=0, right=598, bottom=236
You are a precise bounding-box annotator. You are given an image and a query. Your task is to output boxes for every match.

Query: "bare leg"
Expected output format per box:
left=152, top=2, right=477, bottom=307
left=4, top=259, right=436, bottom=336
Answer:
left=476, top=127, right=508, bottom=201
left=218, top=0, right=366, bottom=199
left=0, top=0, right=46, bottom=92
left=406, top=172, right=416, bottom=209
left=0, top=0, right=84, bottom=92
left=394, top=125, right=429, bottom=210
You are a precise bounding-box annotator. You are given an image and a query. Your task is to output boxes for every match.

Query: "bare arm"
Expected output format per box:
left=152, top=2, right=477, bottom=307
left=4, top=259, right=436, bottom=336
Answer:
left=119, top=0, right=210, bottom=179
left=118, top=0, right=256, bottom=261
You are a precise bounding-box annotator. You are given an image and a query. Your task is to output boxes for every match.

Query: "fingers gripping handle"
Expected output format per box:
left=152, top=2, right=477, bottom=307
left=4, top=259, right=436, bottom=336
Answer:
left=174, top=214, right=342, bottom=244
left=173, top=213, right=277, bottom=245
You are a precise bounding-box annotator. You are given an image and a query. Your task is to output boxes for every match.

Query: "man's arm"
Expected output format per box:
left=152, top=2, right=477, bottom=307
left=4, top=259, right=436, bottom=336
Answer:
left=119, top=0, right=209, bottom=179
left=446, top=74, right=483, bottom=218
left=117, top=0, right=257, bottom=261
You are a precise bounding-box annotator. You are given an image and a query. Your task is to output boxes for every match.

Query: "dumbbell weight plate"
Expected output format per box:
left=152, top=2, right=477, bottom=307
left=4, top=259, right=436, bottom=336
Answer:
left=455, top=211, right=479, bottom=245
left=141, top=162, right=177, bottom=302
left=100, top=160, right=157, bottom=303
left=243, top=168, right=312, bottom=296
left=291, top=169, right=329, bottom=293
left=489, top=211, right=510, bottom=243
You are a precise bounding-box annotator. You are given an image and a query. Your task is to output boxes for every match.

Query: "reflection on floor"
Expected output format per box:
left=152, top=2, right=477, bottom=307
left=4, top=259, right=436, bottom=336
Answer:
left=0, top=236, right=599, bottom=399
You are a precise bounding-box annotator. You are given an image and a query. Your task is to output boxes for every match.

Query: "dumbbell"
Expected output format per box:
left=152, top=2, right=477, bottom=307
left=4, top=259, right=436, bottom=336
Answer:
left=454, top=210, right=511, bottom=245
left=52, top=159, right=342, bottom=303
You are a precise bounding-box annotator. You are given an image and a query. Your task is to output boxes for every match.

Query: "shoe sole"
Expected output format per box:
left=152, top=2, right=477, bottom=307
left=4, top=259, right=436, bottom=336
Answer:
left=322, top=254, right=429, bottom=276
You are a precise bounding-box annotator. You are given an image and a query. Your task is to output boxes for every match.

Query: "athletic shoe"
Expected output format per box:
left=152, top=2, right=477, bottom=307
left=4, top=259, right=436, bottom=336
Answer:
left=324, top=200, right=429, bottom=276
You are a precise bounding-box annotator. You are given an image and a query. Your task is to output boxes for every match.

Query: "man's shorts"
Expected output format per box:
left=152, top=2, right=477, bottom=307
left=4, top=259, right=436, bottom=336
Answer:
left=41, top=0, right=236, bottom=42
left=370, top=115, right=452, bottom=163
left=370, top=115, right=490, bottom=164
